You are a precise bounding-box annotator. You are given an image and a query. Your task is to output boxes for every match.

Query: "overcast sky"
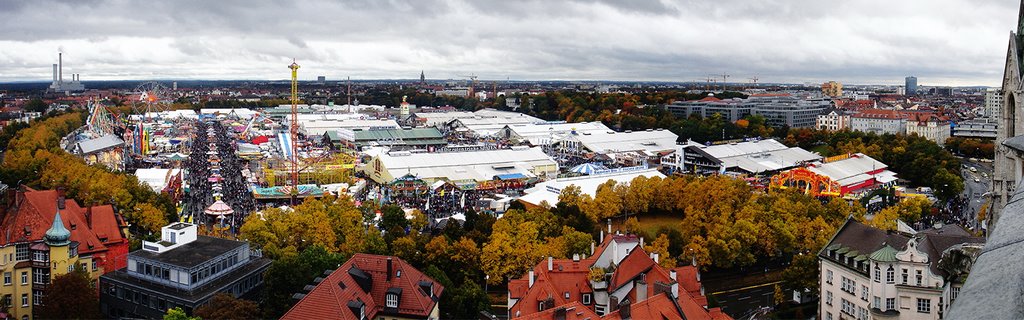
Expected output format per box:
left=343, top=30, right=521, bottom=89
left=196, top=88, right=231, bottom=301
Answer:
left=0, top=0, right=1018, bottom=86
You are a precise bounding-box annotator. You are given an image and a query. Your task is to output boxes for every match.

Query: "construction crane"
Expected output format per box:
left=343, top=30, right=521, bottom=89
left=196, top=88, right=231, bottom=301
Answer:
left=720, top=73, right=730, bottom=91
left=749, top=76, right=760, bottom=90
left=288, top=60, right=300, bottom=205
left=459, top=74, right=478, bottom=98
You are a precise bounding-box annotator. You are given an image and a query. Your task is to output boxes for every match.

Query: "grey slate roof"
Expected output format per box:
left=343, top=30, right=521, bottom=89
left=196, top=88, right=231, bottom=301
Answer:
left=947, top=179, right=1024, bottom=319
left=1002, top=135, right=1024, bottom=153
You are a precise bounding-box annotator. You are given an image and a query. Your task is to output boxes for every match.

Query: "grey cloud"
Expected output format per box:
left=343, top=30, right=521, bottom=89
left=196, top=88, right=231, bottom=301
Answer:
left=0, top=0, right=1017, bottom=85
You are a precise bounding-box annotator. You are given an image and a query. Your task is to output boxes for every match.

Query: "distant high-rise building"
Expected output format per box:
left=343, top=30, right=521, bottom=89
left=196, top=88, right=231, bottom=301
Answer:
left=317, top=75, right=326, bottom=85
left=172, top=81, right=178, bottom=90
left=986, top=88, right=1003, bottom=118
left=905, top=76, right=918, bottom=95
left=821, top=81, right=843, bottom=97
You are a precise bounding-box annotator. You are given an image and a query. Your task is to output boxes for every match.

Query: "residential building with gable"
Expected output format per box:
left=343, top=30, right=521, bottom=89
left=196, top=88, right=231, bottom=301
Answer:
left=282, top=253, right=444, bottom=320
left=818, top=218, right=984, bottom=320
left=0, top=187, right=129, bottom=320
left=507, top=233, right=731, bottom=320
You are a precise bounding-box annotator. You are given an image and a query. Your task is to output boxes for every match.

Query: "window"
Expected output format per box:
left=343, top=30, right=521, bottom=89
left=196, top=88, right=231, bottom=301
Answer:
left=582, top=293, right=591, bottom=305
left=874, top=296, right=881, bottom=309
left=826, top=291, right=833, bottom=306
left=952, top=286, right=961, bottom=302
left=861, top=285, right=868, bottom=301
left=92, top=260, right=97, bottom=272
left=32, top=268, right=49, bottom=284
left=538, top=301, right=545, bottom=311
left=902, top=268, right=908, bottom=284
left=858, top=307, right=868, bottom=320
left=385, top=293, right=398, bottom=308
left=20, top=293, right=27, bottom=307
left=3, top=272, right=9, bottom=285
left=31, top=251, right=48, bottom=262
left=917, top=298, right=931, bottom=313
left=32, top=290, right=41, bottom=306
left=826, top=270, right=833, bottom=285
left=886, top=265, right=895, bottom=284
left=20, top=272, right=27, bottom=285
left=840, top=277, right=855, bottom=294
left=826, top=312, right=833, bottom=320
left=15, top=244, right=28, bottom=261
left=886, top=298, right=896, bottom=310
left=916, top=270, right=923, bottom=286
left=841, top=298, right=855, bottom=315
left=874, top=265, right=881, bottom=282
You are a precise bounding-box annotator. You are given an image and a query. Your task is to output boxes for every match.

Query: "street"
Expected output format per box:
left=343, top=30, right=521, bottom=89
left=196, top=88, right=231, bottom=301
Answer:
left=960, top=159, right=992, bottom=229
left=711, top=281, right=780, bottom=319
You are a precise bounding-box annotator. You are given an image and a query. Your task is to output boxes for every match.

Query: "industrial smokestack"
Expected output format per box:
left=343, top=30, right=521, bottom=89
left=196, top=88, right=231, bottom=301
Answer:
left=52, top=64, right=57, bottom=82
left=58, top=52, right=62, bottom=84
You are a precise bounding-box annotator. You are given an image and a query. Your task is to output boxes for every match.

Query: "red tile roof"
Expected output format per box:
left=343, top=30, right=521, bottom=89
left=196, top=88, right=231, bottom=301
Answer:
left=282, top=254, right=443, bottom=320
left=1, top=187, right=129, bottom=272
left=1, top=188, right=126, bottom=253
left=509, top=235, right=731, bottom=320
left=518, top=301, right=601, bottom=320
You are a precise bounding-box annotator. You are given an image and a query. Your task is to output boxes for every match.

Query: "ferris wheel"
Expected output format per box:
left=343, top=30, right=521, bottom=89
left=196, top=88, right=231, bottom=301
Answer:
left=132, top=81, right=173, bottom=116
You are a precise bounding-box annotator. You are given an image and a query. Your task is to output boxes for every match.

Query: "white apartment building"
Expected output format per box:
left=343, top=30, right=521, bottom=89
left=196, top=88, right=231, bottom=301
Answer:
left=985, top=88, right=1003, bottom=119
left=906, top=114, right=951, bottom=146
left=819, top=218, right=984, bottom=320
left=817, top=110, right=851, bottom=131
left=850, top=111, right=906, bottom=135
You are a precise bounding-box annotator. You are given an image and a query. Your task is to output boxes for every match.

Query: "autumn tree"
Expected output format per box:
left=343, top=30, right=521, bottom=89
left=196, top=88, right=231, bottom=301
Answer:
left=35, top=265, right=100, bottom=320
left=644, top=233, right=677, bottom=268
left=194, top=293, right=261, bottom=320
left=481, top=209, right=547, bottom=284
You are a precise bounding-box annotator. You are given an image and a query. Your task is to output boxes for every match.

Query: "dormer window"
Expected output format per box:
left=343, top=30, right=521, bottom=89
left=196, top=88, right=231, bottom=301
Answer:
left=385, top=287, right=402, bottom=308
left=386, top=293, right=398, bottom=308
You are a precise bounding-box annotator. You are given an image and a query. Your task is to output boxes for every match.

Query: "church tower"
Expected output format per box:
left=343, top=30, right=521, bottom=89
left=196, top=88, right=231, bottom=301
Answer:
left=420, top=70, right=425, bottom=84
left=991, top=1, right=1024, bottom=231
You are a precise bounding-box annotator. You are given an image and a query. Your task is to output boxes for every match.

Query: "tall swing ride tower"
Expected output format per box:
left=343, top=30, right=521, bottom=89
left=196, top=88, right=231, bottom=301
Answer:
left=288, top=60, right=300, bottom=205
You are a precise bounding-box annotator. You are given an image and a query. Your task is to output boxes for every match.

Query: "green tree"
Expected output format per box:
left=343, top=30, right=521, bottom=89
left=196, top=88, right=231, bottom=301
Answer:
left=442, top=281, right=491, bottom=319
left=25, top=98, right=48, bottom=113
left=194, top=293, right=260, bottom=320
left=164, top=308, right=200, bottom=320
left=932, top=168, right=964, bottom=203
left=260, top=245, right=347, bottom=318
left=35, top=265, right=100, bottom=319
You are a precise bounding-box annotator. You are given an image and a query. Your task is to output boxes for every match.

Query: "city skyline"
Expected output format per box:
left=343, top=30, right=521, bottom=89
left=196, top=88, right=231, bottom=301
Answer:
left=0, top=0, right=1016, bottom=86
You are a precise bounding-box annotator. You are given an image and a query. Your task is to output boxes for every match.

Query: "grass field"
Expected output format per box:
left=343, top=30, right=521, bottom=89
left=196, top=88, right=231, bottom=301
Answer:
left=610, top=211, right=684, bottom=236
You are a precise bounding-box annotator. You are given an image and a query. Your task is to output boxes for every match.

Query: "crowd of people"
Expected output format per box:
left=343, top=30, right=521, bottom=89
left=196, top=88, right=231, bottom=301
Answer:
left=181, top=120, right=257, bottom=232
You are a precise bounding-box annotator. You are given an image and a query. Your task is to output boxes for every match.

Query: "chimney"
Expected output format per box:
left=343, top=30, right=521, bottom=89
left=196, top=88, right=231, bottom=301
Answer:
left=619, top=299, right=631, bottom=320
left=52, top=64, right=58, bottom=82
left=547, top=256, right=553, bottom=271
left=57, top=187, right=66, bottom=210
left=528, top=270, right=535, bottom=288
left=590, top=241, right=595, bottom=255
left=58, top=52, right=62, bottom=83
left=640, top=237, right=645, bottom=248
left=607, top=219, right=612, bottom=234
left=671, top=282, right=679, bottom=299
left=599, top=230, right=604, bottom=242
left=386, top=257, right=393, bottom=281
left=85, top=207, right=93, bottom=228
left=670, top=270, right=677, bottom=281
left=650, top=252, right=659, bottom=263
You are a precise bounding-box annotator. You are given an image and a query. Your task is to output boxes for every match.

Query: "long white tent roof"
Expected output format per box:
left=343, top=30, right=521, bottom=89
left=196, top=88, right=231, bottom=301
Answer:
left=518, top=168, right=666, bottom=206
left=368, top=147, right=557, bottom=182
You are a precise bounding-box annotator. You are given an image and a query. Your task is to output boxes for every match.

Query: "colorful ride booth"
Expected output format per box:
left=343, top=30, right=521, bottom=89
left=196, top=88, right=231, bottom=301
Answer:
left=770, top=153, right=898, bottom=199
